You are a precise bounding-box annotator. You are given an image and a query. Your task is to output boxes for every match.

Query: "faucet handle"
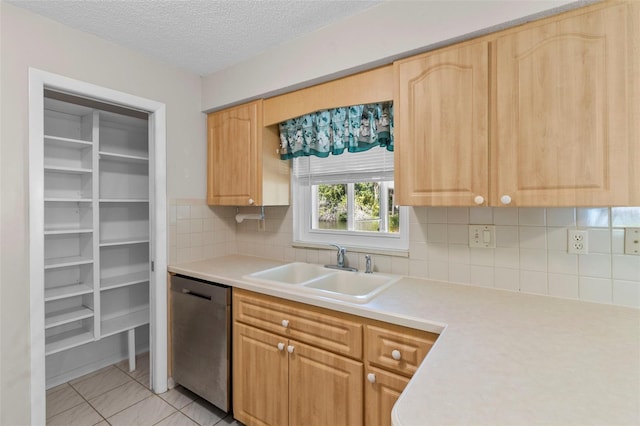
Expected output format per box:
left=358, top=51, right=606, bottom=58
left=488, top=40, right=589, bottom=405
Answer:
left=365, top=255, right=373, bottom=273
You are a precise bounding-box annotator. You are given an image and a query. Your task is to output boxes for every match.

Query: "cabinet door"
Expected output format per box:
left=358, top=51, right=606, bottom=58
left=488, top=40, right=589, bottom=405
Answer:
left=493, top=2, right=639, bottom=206
left=207, top=101, right=260, bottom=206
left=364, top=366, right=409, bottom=426
left=289, top=340, right=363, bottom=426
left=394, top=41, right=489, bottom=206
left=233, top=323, right=288, bottom=426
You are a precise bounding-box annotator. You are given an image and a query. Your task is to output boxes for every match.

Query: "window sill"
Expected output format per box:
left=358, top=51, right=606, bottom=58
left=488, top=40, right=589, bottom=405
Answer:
left=292, top=240, right=409, bottom=258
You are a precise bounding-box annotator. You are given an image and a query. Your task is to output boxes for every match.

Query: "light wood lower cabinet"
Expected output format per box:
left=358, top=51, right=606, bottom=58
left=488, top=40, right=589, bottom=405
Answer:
left=364, top=366, right=409, bottom=426
left=233, top=289, right=438, bottom=426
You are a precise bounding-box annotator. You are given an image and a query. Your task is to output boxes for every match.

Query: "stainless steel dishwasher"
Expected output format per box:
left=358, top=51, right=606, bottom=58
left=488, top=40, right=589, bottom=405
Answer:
left=171, top=274, right=231, bottom=412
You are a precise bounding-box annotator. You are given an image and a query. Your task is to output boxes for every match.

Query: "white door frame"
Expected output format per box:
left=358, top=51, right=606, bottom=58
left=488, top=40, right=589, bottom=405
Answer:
left=28, top=68, right=167, bottom=425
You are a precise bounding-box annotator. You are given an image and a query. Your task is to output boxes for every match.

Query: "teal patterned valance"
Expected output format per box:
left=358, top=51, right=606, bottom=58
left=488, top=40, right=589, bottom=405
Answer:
left=278, top=102, right=393, bottom=160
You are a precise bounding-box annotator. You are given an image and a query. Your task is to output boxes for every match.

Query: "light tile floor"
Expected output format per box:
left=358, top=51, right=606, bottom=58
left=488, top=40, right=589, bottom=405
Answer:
left=46, top=353, right=242, bottom=426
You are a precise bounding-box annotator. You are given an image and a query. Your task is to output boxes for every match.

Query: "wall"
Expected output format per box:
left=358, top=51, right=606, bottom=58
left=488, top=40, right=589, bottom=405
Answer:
left=235, top=206, right=640, bottom=308
left=201, top=0, right=582, bottom=111
left=0, top=3, right=204, bottom=423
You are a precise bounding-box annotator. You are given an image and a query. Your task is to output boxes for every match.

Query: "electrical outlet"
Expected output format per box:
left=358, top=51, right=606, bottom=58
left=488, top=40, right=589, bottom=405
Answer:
left=469, top=225, right=496, bottom=248
left=567, top=229, right=588, bottom=254
left=624, top=228, right=640, bottom=255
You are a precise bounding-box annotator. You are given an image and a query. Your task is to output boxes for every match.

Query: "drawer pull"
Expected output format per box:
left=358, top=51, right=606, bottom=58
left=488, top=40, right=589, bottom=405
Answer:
left=391, top=349, right=402, bottom=361
left=281, top=319, right=290, bottom=328
left=277, top=342, right=285, bottom=351
left=367, top=373, right=376, bottom=384
left=287, top=345, right=295, bottom=353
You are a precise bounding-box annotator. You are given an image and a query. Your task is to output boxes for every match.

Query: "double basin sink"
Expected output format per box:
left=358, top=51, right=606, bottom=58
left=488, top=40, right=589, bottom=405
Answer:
left=243, top=262, right=399, bottom=304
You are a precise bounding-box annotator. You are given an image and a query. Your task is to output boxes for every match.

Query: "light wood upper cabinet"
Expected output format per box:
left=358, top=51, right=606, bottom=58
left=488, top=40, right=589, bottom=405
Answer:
left=207, top=100, right=289, bottom=206
left=394, top=40, right=489, bottom=206
left=492, top=1, right=639, bottom=206
left=394, top=1, right=639, bottom=207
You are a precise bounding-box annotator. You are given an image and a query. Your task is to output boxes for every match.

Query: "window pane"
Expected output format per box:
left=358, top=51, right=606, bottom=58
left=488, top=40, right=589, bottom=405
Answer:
left=354, top=182, right=380, bottom=232
left=316, top=184, right=347, bottom=230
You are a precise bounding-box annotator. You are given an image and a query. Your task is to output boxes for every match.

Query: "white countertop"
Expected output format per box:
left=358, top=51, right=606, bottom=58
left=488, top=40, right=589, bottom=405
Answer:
left=169, top=255, right=640, bottom=426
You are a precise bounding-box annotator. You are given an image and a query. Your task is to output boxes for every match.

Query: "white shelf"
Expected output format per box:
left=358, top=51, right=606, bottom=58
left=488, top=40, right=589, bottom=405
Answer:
left=100, top=271, right=149, bottom=291
left=99, top=237, right=149, bottom=247
left=101, top=306, right=149, bottom=338
left=44, top=165, right=93, bottom=174
left=44, top=227, right=93, bottom=235
left=45, top=330, right=94, bottom=356
left=99, top=151, right=148, bottom=164
left=45, top=306, right=94, bottom=329
left=99, top=198, right=149, bottom=203
left=45, top=256, right=93, bottom=269
left=45, top=197, right=93, bottom=203
left=44, top=135, right=92, bottom=148
left=45, top=283, right=93, bottom=302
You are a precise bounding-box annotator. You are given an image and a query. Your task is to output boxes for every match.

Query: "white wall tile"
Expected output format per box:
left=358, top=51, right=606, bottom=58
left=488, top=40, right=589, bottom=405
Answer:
left=410, top=222, right=428, bottom=242
left=469, top=248, right=494, bottom=266
left=177, top=233, right=190, bottom=249
left=493, top=208, right=519, bottom=225
left=494, top=268, right=519, bottom=291
left=428, top=261, right=449, bottom=281
left=190, top=219, right=203, bottom=233
left=449, top=244, right=470, bottom=264
left=547, top=250, right=578, bottom=275
left=519, top=249, right=547, bottom=272
left=579, top=277, right=612, bottom=304
left=548, top=273, right=579, bottom=299
left=611, top=207, right=640, bottom=227
left=190, top=233, right=203, bottom=247
left=176, top=219, right=190, bottom=235
left=427, top=243, right=448, bottom=261
left=612, top=255, right=640, bottom=281
left=169, top=206, right=177, bottom=225
left=176, top=205, right=190, bottom=220
left=546, top=208, right=576, bottom=227
left=427, top=207, right=447, bottom=223
left=578, top=254, right=611, bottom=279
left=496, top=226, right=519, bottom=248
left=447, top=224, right=469, bottom=244
left=447, top=207, right=469, bottom=224
left=392, top=257, right=410, bottom=275
left=427, top=224, right=448, bottom=243
left=449, top=263, right=470, bottom=284
left=494, top=247, right=519, bottom=269
left=375, top=255, right=393, bottom=273
left=519, top=208, right=546, bottom=226
left=611, top=229, right=625, bottom=254
left=588, top=229, right=611, bottom=254
left=409, top=242, right=428, bottom=260
left=409, top=259, right=428, bottom=278
left=546, top=227, right=567, bottom=251
left=519, top=226, right=547, bottom=249
left=519, top=270, right=547, bottom=295
left=470, top=265, right=494, bottom=288
left=612, top=280, right=640, bottom=308
left=577, top=208, right=609, bottom=228
left=469, top=207, right=493, bottom=224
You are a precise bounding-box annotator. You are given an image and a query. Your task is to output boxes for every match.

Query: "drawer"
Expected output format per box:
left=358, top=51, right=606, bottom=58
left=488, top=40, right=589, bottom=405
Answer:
left=234, top=289, right=362, bottom=359
left=365, top=324, right=437, bottom=377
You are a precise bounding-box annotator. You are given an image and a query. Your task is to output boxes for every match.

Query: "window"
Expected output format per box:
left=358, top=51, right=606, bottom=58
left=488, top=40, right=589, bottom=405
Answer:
left=293, top=148, right=408, bottom=251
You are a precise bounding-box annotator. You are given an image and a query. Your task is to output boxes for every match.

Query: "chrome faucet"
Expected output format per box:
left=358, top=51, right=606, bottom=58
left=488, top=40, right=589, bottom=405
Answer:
left=325, top=244, right=357, bottom=272
left=365, top=255, right=373, bottom=274
left=330, top=243, right=346, bottom=267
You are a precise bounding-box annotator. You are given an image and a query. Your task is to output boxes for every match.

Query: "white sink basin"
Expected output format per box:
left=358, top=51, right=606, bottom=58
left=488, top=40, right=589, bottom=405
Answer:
left=245, top=262, right=399, bottom=304
left=302, top=270, right=399, bottom=303
left=245, top=262, right=332, bottom=285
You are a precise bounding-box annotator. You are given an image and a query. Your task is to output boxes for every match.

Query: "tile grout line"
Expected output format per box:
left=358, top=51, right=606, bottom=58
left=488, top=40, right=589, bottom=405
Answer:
left=64, top=381, right=109, bottom=425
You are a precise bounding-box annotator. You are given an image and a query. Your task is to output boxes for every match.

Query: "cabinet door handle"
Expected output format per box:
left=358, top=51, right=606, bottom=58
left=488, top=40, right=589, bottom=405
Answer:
left=474, top=195, right=485, bottom=205
left=281, top=319, right=289, bottom=328
left=367, top=373, right=376, bottom=384
left=287, top=345, right=295, bottom=353
left=248, top=198, right=255, bottom=205
left=277, top=342, right=285, bottom=351
left=391, top=349, right=402, bottom=361
left=500, top=195, right=512, bottom=205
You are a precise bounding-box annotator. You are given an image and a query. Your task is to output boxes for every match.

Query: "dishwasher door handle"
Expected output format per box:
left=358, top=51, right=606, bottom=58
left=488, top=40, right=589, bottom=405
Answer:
left=181, top=288, right=212, bottom=301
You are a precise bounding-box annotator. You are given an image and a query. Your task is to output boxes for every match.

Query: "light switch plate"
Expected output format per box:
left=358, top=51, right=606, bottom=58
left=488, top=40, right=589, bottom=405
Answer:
left=469, top=225, right=496, bottom=248
left=624, top=228, right=640, bottom=255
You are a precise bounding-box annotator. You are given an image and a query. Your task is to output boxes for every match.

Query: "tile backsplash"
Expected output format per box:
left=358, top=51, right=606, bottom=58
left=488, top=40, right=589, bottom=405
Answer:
left=170, top=201, right=640, bottom=309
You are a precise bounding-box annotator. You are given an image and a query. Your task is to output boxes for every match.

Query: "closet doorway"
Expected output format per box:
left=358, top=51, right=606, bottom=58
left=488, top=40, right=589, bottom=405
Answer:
left=28, top=69, right=167, bottom=425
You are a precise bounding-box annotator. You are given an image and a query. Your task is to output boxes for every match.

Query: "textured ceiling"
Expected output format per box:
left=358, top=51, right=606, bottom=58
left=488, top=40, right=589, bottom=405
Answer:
left=9, top=0, right=382, bottom=76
